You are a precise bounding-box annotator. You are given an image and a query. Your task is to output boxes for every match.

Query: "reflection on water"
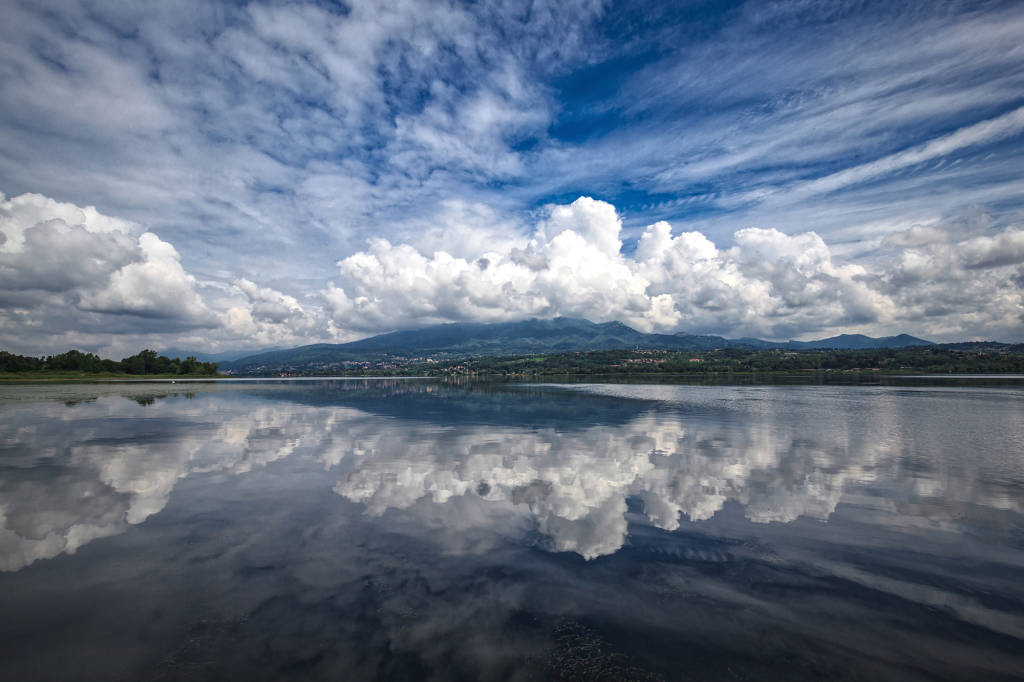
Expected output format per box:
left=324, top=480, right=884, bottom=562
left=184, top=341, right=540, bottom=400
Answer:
left=1, top=379, right=1023, bottom=681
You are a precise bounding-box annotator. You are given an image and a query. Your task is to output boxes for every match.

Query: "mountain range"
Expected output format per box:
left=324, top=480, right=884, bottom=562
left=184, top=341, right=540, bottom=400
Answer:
left=220, top=318, right=933, bottom=373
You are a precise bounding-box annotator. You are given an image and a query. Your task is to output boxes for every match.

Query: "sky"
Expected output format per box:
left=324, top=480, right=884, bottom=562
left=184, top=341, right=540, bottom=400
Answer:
left=1, top=0, right=1023, bottom=356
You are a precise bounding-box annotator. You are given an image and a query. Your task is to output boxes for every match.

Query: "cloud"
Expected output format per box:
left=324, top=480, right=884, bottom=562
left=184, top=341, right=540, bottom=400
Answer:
left=0, top=193, right=217, bottom=348
left=772, top=106, right=1024, bottom=204
left=323, top=197, right=677, bottom=333
left=3, top=190, right=1024, bottom=354
left=79, top=233, right=216, bottom=323
left=0, top=192, right=337, bottom=354
left=2, top=1, right=1024, bottom=346
left=960, top=228, right=1024, bottom=270
left=877, top=224, right=1024, bottom=338
left=324, top=195, right=1024, bottom=341
left=0, top=193, right=141, bottom=298
left=880, top=224, right=950, bottom=249
left=220, top=278, right=326, bottom=347
left=635, top=221, right=895, bottom=335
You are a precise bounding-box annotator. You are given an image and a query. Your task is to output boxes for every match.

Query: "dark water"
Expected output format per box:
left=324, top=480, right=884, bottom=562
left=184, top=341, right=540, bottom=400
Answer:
left=1, top=378, right=1023, bottom=681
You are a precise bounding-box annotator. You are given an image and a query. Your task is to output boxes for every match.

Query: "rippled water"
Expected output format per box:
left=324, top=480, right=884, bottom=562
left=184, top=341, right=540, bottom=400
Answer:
left=1, top=378, right=1022, bottom=681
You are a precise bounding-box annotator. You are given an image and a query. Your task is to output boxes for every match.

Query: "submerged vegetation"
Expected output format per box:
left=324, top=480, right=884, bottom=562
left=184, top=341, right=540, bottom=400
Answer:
left=0, top=349, right=219, bottom=380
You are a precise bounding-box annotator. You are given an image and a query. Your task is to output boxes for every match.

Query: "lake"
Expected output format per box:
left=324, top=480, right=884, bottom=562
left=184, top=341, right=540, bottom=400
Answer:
left=1, top=378, right=1023, bottom=681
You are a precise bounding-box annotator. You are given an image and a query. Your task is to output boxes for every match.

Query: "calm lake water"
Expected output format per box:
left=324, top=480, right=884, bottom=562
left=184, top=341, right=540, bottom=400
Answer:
left=1, top=378, right=1023, bottom=681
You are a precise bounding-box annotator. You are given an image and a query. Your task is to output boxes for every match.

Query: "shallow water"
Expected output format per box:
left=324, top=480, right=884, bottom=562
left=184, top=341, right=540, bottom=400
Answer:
left=1, top=378, right=1022, bottom=681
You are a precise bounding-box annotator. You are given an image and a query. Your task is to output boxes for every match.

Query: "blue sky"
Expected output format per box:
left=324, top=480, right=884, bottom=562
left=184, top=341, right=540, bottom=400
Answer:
left=1, top=0, right=1023, bottom=354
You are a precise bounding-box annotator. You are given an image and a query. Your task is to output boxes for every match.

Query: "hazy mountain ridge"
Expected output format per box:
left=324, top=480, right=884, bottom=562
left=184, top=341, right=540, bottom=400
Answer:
left=785, top=333, right=935, bottom=350
left=221, top=318, right=935, bottom=373
left=157, top=347, right=284, bottom=363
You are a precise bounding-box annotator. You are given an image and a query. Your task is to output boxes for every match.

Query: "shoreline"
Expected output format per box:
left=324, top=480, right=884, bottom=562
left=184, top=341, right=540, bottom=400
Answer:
left=5, top=370, right=1024, bottom=384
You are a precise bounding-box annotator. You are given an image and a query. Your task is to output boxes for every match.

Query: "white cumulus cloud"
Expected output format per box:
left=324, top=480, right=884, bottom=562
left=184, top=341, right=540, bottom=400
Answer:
left=323, top=196, right=904, bottom=339
left=0, top=193, right=217, bottom=351
left=3, top=191, right=1024, bottom=353
left=321, top=196, right=1024, bottom=341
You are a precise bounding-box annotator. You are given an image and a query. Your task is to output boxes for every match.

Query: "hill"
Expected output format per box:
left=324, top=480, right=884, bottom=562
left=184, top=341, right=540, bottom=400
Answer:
left=221, top=318, right=934, bottom=374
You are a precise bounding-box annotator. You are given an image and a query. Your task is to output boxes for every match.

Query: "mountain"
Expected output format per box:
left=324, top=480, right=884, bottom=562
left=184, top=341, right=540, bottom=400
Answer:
left=221, top=318, right=934, bottom=374
left=784, top=333, right=933, bottom=350
left=332, top=318, right=739, bottom=354
left=222, top=318, right=727, bottom=373
left=157, top=347, right=283, bottom=363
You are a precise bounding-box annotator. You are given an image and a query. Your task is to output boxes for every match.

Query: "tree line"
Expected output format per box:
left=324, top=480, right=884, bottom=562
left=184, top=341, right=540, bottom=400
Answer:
left=234, top=346, right=1024, bottom=377
left=0, top=349, right=219, bottom=375
left=433, top=347, right=1024, bottom=376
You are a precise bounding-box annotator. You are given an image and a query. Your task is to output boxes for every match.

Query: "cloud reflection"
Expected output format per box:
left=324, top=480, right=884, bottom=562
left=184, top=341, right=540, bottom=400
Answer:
left=1, top=382, right=1020, bottom=569
left=0, top=389, right=339, bottom=570
left=327, top=412, right=871, bottom=558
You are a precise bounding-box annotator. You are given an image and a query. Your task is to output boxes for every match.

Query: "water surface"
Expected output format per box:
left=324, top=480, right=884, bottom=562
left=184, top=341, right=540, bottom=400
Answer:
left=1, top=378, right=1022, bottom=681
